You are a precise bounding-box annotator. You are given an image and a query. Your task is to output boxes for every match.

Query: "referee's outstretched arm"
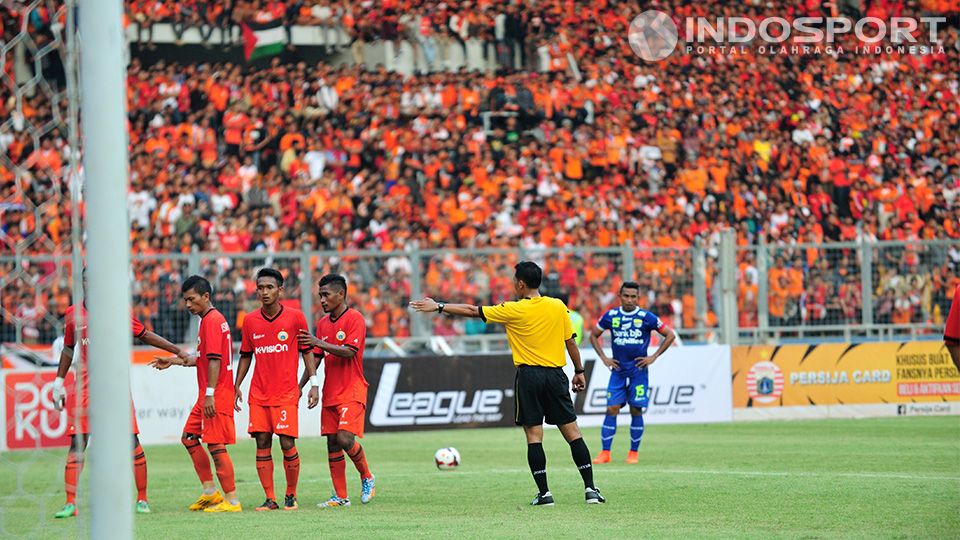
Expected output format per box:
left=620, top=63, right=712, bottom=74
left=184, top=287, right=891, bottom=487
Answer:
left=409, top=298, right=480, bottom=318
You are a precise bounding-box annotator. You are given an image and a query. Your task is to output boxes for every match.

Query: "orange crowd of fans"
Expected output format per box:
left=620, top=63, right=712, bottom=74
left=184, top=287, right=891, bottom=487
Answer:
left=1, top=0, right=959, bottom=343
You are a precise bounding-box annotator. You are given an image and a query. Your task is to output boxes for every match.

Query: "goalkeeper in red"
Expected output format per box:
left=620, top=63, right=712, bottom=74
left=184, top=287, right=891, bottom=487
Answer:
left=297, top=273, right=375, bottom=507
left=235, top=268, right=318, bottom=511
left=52, top=278, right=190, bottom=518
left=150, top=275, right=240, bottom=513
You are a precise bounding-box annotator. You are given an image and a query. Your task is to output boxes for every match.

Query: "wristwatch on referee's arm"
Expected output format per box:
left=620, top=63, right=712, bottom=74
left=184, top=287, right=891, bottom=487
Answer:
left=437, top=303, right=445, bottom=314
left=574, top=368, right=585, bottom=374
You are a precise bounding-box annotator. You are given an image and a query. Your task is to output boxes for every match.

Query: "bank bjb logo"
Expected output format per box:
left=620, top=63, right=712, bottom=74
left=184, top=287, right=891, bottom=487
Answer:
left=746, top=361, right=784, bottom=404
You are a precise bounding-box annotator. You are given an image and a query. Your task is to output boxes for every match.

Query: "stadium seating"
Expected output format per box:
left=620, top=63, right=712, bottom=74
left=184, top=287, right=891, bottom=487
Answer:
left=1, top=1, right=958, bottom=344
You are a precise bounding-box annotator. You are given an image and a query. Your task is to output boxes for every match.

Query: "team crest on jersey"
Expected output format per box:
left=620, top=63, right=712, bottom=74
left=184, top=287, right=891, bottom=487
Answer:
left=336, top=330, right=346, bottom=341
left=277, top=331, right=289, bottom=342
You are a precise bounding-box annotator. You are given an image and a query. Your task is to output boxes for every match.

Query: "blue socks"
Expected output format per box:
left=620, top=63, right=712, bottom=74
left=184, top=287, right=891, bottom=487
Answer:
left=601, top=414, right=617, bottom=451
left=630, top=414, right=645, bottom=452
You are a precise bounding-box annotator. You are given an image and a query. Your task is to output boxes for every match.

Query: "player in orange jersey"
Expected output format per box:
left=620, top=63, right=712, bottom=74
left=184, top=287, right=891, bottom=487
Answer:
left=235, top=268, right=318, bottom=511
left=150, top=275, right=241, bottom=513
left=297, top=273, right=375, bottom=507
left=52, top=299, right=189, bottom=518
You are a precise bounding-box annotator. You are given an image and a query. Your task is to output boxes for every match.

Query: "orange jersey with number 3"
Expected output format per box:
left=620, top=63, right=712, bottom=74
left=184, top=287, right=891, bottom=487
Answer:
left=240, top=305, right=311, bottom=406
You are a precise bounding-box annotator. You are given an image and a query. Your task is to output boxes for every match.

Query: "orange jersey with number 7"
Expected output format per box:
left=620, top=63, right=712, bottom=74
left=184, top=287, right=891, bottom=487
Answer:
left=314, top=307, right=368, bottom=407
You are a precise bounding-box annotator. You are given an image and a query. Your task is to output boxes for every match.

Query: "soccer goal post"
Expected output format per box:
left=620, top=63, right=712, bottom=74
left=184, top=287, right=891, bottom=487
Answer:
left=78, top=0, right=134, bottom=537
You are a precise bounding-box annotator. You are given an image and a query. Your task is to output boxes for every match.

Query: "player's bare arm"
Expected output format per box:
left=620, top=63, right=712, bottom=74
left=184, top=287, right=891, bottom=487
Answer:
left=945, top=341, right=960, bottom=372
left=566, top=337, right=586, bottom=393
left=298, top=350, right=320, bottom=409
left=138, top=330, right=191, bottom=361
left=589, top=326, right=619, bottom=370
left=204, top=357, right=220, bottom=418
left=409, top=297, right=481, bottom=318
left=149, top=353, right=197, bottom=369
left=296, top=329, right=356, bottom=358
left=234, top=352, right=254, bottom=412
left=636, top=326, right=677, bottom=368
left=52, top=346, right=74, bottom=410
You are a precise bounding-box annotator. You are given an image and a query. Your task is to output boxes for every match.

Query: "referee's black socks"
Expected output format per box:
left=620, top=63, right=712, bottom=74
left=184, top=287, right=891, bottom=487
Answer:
left=527, top=443, right=550, bottom=495
left=568, top=437, right=595, bottom=489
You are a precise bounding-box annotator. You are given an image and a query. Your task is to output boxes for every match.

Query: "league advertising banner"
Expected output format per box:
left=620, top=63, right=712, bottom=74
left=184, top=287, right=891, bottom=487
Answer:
left=364, top=346, right=733, bottom=433
left=731, top=342, right=960, bottom=420
left=568, top=345, right=733, bottom=427
left=365, top=355, right=518, bottom=432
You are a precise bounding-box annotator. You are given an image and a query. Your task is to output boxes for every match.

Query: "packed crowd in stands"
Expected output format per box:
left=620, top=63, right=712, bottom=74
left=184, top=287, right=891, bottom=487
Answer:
left=1, top=0, right=959, bottom=344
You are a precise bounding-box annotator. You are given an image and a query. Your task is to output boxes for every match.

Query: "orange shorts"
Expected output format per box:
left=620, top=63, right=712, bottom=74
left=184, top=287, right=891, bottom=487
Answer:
left=248, top=403, right=299, bottom=438
left=321, top=401, right=366, bottom=437
left=183, top=402, right=236, bottom=445
left=67, top=395, right=139, bottom=436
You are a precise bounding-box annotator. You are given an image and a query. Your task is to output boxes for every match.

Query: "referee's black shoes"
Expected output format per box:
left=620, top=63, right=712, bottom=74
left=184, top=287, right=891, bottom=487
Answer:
left=585, top=487, right=606, bottom=504
left=530, top=491, right=555, bottom=506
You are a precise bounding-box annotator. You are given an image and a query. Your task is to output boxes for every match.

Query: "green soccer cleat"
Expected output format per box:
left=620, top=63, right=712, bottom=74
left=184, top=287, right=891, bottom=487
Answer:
left=54, top=503, right=78, bottom=518
left=136, top=500, right=151, bottom=514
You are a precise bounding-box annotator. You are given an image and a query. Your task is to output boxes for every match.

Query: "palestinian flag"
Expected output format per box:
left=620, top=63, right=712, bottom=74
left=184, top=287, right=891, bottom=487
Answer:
left=242, top=20, right=286, bottom=61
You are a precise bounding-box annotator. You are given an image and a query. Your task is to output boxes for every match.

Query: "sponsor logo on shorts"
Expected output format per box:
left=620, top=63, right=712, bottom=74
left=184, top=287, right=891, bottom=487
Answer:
left=276, top=423, right=289, bottom=430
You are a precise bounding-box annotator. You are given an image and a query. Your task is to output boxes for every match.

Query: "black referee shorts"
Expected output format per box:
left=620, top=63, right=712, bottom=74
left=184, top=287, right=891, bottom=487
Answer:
left=514, top=364, right=577, bottom=427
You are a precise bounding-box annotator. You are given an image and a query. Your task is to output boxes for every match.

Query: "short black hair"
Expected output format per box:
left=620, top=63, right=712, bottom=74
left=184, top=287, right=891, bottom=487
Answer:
left=182, top=275, right=212, bottom=296
left=256, top=267, right=284, bottom=287
left=318, top=273, right=347, bottom=294
left=514, top=261, right=542, bottom=289
left=620, top=281, right=640, bottom=294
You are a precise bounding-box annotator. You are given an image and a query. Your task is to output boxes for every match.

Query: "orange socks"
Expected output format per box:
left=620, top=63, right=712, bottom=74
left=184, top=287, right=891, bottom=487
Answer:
left=346, top=441, right=372, bottom=479
left=282, top=446, right=300, bottom=497
left=64, top=453, right=83, bottom=504
left=256, top=448, right=275, bottom=500
left=133, top=443, right=148, bottom=501
left=209, top=444, right=235, bottom=495
left=182, top=437, right=213, bottom=484
left=328, top=451, right=347, bottom=499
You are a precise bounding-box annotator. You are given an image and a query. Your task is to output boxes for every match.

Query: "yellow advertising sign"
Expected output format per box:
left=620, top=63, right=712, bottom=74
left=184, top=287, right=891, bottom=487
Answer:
left=731, top=342, right=960, bottom=407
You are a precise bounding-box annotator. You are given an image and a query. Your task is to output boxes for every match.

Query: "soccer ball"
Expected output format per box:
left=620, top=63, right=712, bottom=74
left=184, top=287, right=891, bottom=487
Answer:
left=434, top=447, right=461, bottom=470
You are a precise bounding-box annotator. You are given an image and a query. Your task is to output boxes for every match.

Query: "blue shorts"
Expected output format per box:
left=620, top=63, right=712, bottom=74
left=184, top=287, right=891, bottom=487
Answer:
left=606, top=366, right=649, bottom=409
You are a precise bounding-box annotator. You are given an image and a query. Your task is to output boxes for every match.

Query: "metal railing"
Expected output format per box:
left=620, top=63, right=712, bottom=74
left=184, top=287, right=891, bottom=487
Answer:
left=1, top=236, right=956, bottom=348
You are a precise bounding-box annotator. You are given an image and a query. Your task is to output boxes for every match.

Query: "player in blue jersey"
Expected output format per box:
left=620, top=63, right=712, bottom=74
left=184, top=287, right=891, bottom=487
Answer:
left=589, top=281, right=676, bottom=464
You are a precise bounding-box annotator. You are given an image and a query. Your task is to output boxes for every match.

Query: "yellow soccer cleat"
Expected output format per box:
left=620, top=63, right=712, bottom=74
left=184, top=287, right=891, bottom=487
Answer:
left=188, top=491, right=224, bottom=511
left=203, top=500, right=242, bottom=513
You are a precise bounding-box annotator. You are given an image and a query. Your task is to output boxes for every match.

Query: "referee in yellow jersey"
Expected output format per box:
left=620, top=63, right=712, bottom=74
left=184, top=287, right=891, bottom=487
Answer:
left=411, top=261, right=605, bottom=506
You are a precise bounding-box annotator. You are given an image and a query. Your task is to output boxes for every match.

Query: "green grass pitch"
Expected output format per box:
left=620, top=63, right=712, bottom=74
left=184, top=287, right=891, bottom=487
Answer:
left=2, top=417, right=958, bottom=539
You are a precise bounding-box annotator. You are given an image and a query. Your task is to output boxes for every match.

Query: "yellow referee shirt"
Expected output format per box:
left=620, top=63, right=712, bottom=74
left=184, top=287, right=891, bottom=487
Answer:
left=479, top=296, right=575, bottom=368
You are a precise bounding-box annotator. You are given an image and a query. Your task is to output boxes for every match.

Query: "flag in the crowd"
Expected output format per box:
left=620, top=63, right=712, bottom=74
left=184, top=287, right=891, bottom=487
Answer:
left=242, top=20, right=285, bottom=61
